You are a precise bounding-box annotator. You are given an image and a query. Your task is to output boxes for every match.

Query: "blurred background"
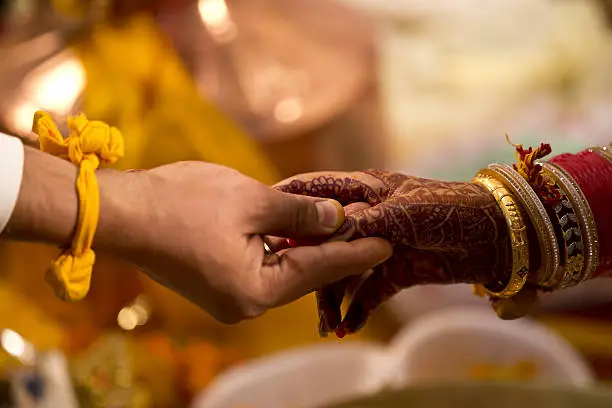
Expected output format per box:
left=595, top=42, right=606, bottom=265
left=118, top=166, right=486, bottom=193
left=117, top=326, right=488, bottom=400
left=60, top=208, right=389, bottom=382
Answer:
left=1, top=0, right=612, bottom=406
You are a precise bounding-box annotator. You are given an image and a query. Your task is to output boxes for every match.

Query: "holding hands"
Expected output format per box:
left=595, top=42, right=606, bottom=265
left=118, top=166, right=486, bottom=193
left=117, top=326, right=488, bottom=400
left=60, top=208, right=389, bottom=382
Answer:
left=276, top=170, right=515, bottom=337
left=7, top=149, right=393, bottom=325
left=10, top=114, right=602, bottom=338
left=9, top=140, right=527, bottom=336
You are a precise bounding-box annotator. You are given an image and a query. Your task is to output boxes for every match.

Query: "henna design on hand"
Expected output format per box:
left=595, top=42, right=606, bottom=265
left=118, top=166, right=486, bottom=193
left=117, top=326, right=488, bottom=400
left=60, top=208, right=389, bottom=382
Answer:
left=276, top=170, right=512, bottom=337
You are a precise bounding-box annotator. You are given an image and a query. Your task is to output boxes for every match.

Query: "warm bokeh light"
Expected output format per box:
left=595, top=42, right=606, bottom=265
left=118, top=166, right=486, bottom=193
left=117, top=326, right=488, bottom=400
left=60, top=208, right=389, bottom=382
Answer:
left=25, top=53, right=85, bottom=113
left=8, top=52, right=85, bottom=135
left=117, top=307, right=139, bottom=331
left=10, top=101, right=39, bottom=136
left=1, top=329, right=35, bottom=364
left=274, top=97, right=303, bottom=124
left=198, top=0, right=237, bottom=42
left=117, top=296, right=151, bottom=331
left=1, top=329, right=25, bottom=358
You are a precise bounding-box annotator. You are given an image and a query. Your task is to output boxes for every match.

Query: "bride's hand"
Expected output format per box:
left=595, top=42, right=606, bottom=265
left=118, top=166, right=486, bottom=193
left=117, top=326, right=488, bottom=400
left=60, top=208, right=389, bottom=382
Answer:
left=276, top=170, right=514, bottom=337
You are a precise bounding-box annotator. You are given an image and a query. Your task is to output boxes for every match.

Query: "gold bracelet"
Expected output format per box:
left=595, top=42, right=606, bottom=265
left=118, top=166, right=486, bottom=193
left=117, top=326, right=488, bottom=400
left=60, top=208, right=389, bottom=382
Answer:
left=540, top=162, right=599, bottom=282
left=589, top=145, right=612, bottom=163
left=539, top=167, right=585, bottom=289
left=487, top=164, right=561, bottom=288
left=473, top=171, right=530, bottom=299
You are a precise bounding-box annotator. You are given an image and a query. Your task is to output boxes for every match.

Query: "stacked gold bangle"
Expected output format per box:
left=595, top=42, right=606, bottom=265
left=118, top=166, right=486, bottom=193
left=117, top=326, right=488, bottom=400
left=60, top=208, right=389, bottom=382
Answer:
left=486, top=164, right=561, bottom=288
left=473, top=142, right=605, bottom=309
left=540, top=162, right=599, bottom=284
left=473, top=171, right=530, bottom=299
left=589, top=144, right=612, bottom=163
left=537, top=168, right=584, bottom=289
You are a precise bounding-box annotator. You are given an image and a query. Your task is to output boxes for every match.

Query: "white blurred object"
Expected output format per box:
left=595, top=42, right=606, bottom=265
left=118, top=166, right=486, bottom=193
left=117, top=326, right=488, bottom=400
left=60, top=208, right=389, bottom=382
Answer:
left=191, top=342, right=386, bottom=408
left=38, top=351, right=80, bottom=408
left=538, top=279, right=612, bottom=311
left=386, top=285, right=487, bottom=322
left=9, top=351, right=79, bottom=408
left=192, top=308, right=591, bottom=408
left=383, top=308, right=594, bottom=388
left=3, top=328, right=78, bottom=408
left=387, top=275, right=612, bottom=325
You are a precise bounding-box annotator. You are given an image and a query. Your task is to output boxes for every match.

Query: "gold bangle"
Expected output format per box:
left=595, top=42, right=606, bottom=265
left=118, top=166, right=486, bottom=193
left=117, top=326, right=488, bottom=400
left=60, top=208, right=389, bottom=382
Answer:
left=589, top=146, right=612, bottom=163
left=539, top=167, right=585, bottom=289
left=540, top=162, right=599, bottom=282
left=473, top=171, right=530, bottom=299
left=486, top=164, right=561, bottom=288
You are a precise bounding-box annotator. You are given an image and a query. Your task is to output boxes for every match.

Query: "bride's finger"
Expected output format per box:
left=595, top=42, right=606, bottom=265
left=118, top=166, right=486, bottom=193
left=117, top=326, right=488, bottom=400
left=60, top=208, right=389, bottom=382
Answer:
left=336, top=252, right=415, bottom=338
left=316, top=280, right=348, bottom=336
left=312, top=202, right=372, bottom=335
left=334, top=199, right=416, bottom=245
left=273, top=172, right=387, bottom=206
left=345, top=269, right=374, bottom=296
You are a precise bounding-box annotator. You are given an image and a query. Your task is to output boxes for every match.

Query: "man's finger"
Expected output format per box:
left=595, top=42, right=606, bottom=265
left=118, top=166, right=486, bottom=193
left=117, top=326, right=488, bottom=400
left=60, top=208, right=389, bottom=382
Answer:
left=260, top=202, right=374, bottom=257
left=251, top=189, right=344, bottom=237
left=258, top=238, right=393, bottom=309
left=284, top=201, right=374, bottom=248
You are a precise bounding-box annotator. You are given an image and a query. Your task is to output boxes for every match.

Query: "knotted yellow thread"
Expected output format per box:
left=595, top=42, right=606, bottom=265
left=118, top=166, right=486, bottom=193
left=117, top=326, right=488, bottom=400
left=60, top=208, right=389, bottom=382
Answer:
left=32, top=111, right=124, bottom=301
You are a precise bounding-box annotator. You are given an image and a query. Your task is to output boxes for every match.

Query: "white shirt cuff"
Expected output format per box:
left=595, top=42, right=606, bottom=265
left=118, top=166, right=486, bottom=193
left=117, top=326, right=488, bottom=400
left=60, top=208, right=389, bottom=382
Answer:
left=0, top=133, right=24, bottom=234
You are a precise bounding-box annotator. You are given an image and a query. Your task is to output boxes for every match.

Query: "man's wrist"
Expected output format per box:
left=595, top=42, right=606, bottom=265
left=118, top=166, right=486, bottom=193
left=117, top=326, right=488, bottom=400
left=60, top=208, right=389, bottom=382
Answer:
left=4, top=147, right=148, bottom=257
left=95, top=169, right=150, bottom=257
left=5, top=146, right=79, bottom=245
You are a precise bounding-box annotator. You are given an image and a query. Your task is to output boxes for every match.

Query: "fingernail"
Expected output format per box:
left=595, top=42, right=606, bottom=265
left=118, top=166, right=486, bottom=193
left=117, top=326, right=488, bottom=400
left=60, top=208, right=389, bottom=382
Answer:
left=335, top=325, right=347, bottom=339
left=316, top=200, right=343, bottom=229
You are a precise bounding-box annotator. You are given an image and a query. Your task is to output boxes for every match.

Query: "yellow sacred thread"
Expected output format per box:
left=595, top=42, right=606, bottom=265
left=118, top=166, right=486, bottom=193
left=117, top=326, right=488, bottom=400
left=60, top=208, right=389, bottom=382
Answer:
left=32, top=111, right=124, bottom=301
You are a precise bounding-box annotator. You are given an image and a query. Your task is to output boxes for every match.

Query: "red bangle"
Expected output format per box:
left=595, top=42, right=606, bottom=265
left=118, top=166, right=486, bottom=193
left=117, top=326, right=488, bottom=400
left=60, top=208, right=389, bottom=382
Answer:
left=549, top=151, right=612, bottom=277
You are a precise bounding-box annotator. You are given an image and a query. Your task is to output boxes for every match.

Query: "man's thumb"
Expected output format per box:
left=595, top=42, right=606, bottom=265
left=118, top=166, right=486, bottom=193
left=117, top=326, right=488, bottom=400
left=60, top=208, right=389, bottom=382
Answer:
left=252, top=190, right=344, bottom=238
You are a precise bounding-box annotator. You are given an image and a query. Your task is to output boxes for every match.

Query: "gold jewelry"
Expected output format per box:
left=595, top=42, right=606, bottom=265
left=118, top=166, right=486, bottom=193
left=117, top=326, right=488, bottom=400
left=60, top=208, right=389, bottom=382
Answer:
left=539, top=167, right=585, bottom=289
left=473, top=171, right=530, bottom=299
left=540, top=162, right=599, bottom=282
left=487, top=164, right=561, bottom=288
left=263, top=242, right=272, bottom=255
left=589, top=145, right=612, bottom=163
